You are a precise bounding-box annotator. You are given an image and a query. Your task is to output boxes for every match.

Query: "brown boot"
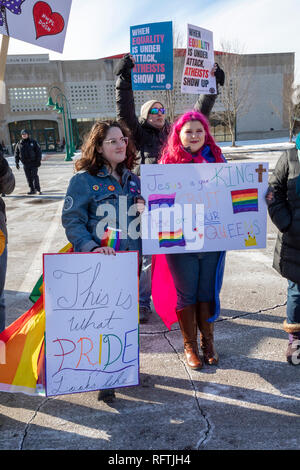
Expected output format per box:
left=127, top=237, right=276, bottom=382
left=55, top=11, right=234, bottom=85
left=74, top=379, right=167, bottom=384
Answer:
left=196, top=302, right=219, bottom=365
left=176, top=305, right=203, bottom=370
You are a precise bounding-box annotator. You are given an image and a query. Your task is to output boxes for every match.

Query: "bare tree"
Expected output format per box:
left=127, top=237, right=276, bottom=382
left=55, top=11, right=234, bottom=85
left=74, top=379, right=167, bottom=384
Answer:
left=215, top=40, right=252, bottom=146
left=163, top=25, right=185, bottom=123
left=271, top=76, right=300, bottom=142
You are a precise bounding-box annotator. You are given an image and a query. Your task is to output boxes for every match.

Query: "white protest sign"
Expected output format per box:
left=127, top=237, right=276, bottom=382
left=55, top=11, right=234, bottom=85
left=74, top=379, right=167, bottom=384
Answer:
left=141, top=162, right=268, bottom=255
left=0, top=0, right=72, bottom=53
left=181, top=24, right=216, bottom=95
left=44, top=252, right=139, bottom=397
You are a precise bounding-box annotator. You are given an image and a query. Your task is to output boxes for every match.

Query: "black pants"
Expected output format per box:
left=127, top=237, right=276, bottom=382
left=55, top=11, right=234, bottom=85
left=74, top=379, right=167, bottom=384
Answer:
left=24, top=166, right=40, bottom=192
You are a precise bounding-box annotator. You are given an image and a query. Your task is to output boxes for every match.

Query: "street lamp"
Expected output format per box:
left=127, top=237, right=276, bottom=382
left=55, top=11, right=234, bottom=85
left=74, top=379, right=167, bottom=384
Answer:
left=46, top=86, right=75, bottom=161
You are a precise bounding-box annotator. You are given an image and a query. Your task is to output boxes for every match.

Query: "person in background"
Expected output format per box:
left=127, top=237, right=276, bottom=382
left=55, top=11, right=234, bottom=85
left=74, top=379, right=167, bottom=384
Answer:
left=266, top=133, right=300, bottom=365
left=14, top=129, right=42, bottom=195
left=115, top=53, right=225, bottom=324
left=0, top=148, right=15, bottom=333
left=155, top=110, right=226, bottom=370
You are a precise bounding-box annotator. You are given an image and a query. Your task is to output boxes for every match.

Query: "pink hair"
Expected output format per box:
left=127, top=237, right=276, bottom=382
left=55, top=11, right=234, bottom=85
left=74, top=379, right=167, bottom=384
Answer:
left=159, top=110, right=223, bottom=164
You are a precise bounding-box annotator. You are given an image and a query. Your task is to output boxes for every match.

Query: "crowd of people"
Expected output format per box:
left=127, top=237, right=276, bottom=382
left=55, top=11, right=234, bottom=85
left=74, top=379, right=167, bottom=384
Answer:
left=0, top=54, right=299, bottom=404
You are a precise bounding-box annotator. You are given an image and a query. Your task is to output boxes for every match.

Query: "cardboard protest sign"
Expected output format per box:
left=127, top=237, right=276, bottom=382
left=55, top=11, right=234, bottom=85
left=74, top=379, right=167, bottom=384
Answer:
left=141, top=162, right=268, bottom=255
left=130, top=21, right=173, bottom=90
left=0, top=0, right=72, bottom=53
left=181, top=24, right=216, bottom=95
left=44, top=252, right=139, bottom=397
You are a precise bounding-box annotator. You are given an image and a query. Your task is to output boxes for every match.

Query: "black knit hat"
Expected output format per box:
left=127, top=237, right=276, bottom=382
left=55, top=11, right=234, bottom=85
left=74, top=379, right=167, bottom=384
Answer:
left=21, top=129, right=29, bottom=135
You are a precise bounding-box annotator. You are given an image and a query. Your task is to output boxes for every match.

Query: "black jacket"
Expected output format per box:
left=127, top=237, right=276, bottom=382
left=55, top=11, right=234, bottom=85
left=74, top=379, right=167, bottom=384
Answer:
left=115, top=55, right=223, bottom=174
left=0, top=155, right=15, bottom=243
left=15, top=138, right=42, bottom=169
left=267, top=147, right=300, bottom=283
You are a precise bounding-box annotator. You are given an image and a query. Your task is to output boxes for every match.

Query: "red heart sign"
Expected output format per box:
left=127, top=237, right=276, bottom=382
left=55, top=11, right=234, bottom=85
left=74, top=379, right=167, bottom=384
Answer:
left=33, top=1, right=65, bottom=39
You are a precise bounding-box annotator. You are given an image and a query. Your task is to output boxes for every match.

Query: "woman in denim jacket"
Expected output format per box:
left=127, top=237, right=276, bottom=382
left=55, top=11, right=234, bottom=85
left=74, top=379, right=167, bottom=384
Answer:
left=62, top=120, right=144, bottom=257
left=62, top=120, right=144, bottom=401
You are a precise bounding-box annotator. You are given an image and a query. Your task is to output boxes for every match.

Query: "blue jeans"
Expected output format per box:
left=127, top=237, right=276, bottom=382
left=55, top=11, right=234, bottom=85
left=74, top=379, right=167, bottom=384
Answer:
left=287, top=280, right=300, bottom=324
left=165, top=251, right=220, bottom=311
left=0, top=245, right=7, bottom=333
left=139, top=255, right=152, bottom=310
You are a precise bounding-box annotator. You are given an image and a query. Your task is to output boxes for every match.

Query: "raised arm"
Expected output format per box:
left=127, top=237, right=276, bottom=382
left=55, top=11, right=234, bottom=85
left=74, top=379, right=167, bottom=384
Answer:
left=115, top=54, right=145, bottom=146
left=194, top=63, right=225, bottom=119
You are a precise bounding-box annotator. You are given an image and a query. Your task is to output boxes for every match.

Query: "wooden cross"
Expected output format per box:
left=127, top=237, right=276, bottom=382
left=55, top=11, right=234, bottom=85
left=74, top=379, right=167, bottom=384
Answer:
left=255, top=164, right=266, bottom=183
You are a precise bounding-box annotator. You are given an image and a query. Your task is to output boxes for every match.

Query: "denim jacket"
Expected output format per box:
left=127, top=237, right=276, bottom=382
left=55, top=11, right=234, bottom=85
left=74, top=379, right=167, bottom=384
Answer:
left=62, top=166, right=142, bottom=255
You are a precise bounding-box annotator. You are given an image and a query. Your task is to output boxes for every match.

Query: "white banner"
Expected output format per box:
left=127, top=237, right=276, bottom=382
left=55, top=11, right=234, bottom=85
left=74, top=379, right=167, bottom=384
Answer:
left=141, top=162, right=269, bottom=255
left=181, top=24, right=216, bottom=95
left=44, top=252, right=139, bottom=397
left=0, top=0, right=72, bottom=53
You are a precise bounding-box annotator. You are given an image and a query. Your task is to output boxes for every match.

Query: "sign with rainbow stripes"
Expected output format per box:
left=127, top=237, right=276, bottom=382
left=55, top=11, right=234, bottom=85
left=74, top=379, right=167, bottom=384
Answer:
left=43, top=251, right=139, bottom=397
left=141, top=162, right=268, bottom=254
left=231, top=188, right=258, bottom=214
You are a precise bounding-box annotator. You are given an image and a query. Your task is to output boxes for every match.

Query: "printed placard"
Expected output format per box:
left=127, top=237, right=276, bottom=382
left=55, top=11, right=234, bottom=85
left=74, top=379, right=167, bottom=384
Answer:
left=130, top=21, right=173, bottom=90
left=0, top=0, right=72, bottom=53
left=181, top=24, right=216, bottom=95
left=44, top=252, right=139, bottom=397
left=141, top=162, right=268, bottom=255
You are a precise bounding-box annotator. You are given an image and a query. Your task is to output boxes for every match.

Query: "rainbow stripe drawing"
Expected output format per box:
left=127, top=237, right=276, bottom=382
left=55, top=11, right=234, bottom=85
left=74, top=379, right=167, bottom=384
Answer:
left=231, top=188, right=258, bottom=214
left=158, top=228, right=186, bottom=248
left=100, top=227, right=121, bottom=250
left=148, top=193, right=176, bottom=211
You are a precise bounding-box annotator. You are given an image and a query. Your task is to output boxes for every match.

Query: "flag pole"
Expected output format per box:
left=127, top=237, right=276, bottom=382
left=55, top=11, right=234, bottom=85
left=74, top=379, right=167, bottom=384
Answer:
left=0, top=34, right=9, bottom=104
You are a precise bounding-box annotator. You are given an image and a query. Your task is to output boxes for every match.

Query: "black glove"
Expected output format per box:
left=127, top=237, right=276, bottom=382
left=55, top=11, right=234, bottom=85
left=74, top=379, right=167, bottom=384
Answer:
left=214, top=63, right=225, bottom=86
left=114, top=53, right=135, bottom=81
left=16, top=162, right=20, bottom=170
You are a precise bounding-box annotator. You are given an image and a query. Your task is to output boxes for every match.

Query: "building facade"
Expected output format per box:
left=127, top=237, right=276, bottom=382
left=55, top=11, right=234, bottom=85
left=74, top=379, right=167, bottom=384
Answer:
left=0, top=50, right=294, bottom=153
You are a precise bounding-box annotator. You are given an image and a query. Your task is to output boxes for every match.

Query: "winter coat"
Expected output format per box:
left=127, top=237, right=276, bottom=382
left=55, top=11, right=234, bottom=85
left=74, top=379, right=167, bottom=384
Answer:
left=115, top=60, right=219, bottom=175
left=14, top=138, right=42, bottom=169
left=267, top=147, right=300, bottom=284
left=0, top=155, right=15, bottom=244
left=62, top=166, right=142, bottom=256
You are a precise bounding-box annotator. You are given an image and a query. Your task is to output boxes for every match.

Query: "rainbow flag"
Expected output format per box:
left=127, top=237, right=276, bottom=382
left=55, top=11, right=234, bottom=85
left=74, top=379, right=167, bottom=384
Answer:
left=0, top=243, right=73, bottom=396
left=148, top=193, right=176, bottom=211
left=231, top=188, right=258, bottom=214
left=158, top=229, right=186, bottom=248
left=100, top=227, right=121, bottom=250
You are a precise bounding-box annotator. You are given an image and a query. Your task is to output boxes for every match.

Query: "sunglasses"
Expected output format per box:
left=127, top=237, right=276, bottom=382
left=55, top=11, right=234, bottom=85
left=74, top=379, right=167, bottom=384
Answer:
left=149, top=107, right=165, bottom=115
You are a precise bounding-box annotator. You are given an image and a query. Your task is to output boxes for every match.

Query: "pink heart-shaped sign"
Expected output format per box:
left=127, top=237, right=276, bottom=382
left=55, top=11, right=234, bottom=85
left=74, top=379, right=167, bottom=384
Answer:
left=33, top=1, right=65, bottom=39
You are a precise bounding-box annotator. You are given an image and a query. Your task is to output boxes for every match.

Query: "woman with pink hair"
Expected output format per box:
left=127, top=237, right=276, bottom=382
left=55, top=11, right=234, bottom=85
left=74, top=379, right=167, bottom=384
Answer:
left=156, top=110, right=226, bottom=371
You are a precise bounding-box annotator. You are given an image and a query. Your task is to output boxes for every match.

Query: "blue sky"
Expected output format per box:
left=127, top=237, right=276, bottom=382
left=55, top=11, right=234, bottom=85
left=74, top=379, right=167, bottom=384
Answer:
left=7, top=0, right=300, bottom=80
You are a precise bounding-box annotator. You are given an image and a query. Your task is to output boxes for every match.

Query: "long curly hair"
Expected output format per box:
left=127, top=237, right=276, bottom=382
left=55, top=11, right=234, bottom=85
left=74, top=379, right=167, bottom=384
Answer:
left=159, top=110, right=223, bottom=164
left=75, top=120, right=137, bottom=175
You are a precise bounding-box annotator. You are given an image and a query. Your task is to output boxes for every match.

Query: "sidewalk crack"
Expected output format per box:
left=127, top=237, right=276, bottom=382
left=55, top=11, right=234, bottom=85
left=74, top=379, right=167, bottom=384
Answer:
left=19, top=398, right=51, bottom=450
left=163, top=331, right=212, bottom=449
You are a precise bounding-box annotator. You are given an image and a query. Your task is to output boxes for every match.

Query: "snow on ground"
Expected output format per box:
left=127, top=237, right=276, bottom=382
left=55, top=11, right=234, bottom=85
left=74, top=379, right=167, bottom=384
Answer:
left=4, top=137, right=296, bottom=166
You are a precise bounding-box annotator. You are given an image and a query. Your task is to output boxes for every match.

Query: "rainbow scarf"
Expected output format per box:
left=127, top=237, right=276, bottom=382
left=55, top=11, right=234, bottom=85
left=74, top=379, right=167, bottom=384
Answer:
left=158, top=229, right=186, bottom=248
left=0, top=243, right=73, bottom=396
left=231, top=188, right=258, bottom=214
left=100, top=227, right=121, bottom=250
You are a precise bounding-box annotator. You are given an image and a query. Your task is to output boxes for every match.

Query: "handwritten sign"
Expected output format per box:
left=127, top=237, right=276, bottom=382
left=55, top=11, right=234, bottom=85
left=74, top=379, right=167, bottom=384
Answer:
left=0, top=0, right=72, bottom=53
left=130, top=21, right=173, bottom=90
left=141, top=162, right=268, bottom=255
left=44, top=252, right=139, bottom=397
left=181, top=24, right=216, bottom=95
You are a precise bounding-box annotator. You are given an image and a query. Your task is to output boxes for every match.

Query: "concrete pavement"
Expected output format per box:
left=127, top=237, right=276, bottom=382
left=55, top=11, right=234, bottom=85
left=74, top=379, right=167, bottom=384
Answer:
left=0, top=146, right=299, bottom=451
